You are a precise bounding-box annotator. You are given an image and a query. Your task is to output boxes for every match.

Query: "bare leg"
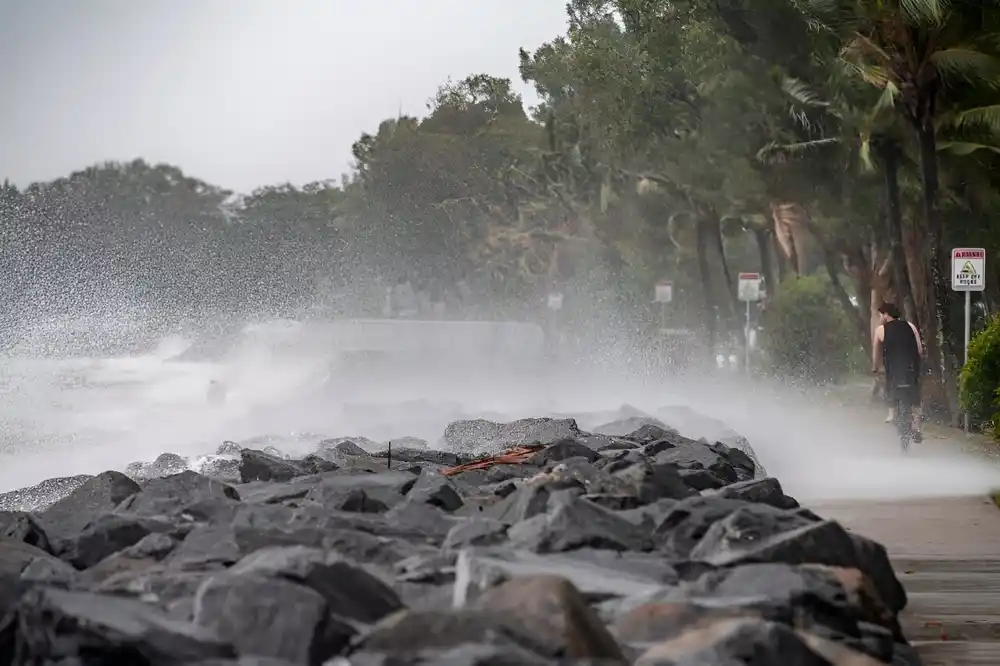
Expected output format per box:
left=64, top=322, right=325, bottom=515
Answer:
left=882, top=376, right=893, bottom=422
left=912, top=408, right=923, bottom=441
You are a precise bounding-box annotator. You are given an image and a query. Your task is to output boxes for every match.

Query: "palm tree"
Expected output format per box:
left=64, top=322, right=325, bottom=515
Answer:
left=757, top=71, right=918, bottom=334
left=792, top=0, right=1000, bottom=420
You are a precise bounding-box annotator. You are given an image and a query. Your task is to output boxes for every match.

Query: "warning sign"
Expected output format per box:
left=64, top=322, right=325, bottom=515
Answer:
left=952, top=248, right=986, bottom=291
left=654, top=281, right=673, bottom=303
left=738, top=272, right=762, bottom=302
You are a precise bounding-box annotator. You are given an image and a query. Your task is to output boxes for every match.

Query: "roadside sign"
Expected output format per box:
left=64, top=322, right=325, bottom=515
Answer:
left=952, top=248, right=986, bottom=292
left=738, top=272, right=761, bottom=302
left=953, top=247, right=986, bottom=433
left=547, top=292, right=564, bottom=311
left=654, top=281, right=673, bottom=303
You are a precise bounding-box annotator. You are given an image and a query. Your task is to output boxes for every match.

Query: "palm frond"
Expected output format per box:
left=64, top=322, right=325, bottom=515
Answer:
left=756, top=138, right=842, bottom=163
left=930, top=48, right=1000, bottom=87
left=841, top=34, right=893, bottom=69
left=858, top=136, right=875, bottom=172
left=841, top=60, right=892, bottom=89
left=949, top=105, right=1000, bottom=132
left=790, top=0, right=855, bottom=33
left=871, top=81, right=899, bottom=115
left=781, top=77, right=830, bottom=108
left=936, top=141, right=1000, bottom=156
left=899, top=0, right=951, bottom=27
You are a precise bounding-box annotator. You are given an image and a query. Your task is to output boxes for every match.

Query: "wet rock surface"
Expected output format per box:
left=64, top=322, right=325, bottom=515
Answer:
left=0, top=409, right=913, bottom=665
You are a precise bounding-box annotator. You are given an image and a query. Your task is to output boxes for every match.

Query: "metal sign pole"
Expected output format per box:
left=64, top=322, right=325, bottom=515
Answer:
left=951, top=248, right=986, bottom=435
left=738, top=272, right=759, bottom=377
left=964, top=289, right=971, bottom=434
left=745, top=299, right=751, bottom=376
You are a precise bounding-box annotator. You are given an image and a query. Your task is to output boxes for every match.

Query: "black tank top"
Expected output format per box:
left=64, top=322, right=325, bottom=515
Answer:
left=883, top=318, right=919, bottom=383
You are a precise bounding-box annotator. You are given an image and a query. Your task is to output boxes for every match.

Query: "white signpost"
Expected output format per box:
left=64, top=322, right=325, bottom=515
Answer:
left=952, top=248, right=986, bottom=432
left=654, top=281, right=673, bottom=330
left=547, top=292, right=564, bottom=311
left=738, top=273, right=762, bottom=375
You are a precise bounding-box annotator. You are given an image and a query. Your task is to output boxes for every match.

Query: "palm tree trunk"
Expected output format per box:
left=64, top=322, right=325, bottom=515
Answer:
left=708, top=212, right=744, bottom=348
left=802, top=217, right=869, bottom=354
left=753, top=227, right=776, bottom=296
left=878, top=138, right=916, bottom=324
left=916, top=116, right=960, bottom=423
left=695, top=218, right=716, bottom=367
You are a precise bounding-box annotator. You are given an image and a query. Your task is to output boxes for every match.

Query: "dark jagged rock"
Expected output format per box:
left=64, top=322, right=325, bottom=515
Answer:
left=611, top=461, right=696, bottom=503
left=383, top=500, right=458, bottom=543
left=229, top=545, right=403, bottom=623
left=193, top=573, right=338, bottom=663
left=632, top=617, right=853, bottom=665
left=652, top=496, right=813, bottom=559
left=690, top=511, right=907, bottom=614
left=0, top=512, right=51, bottom=551
left=677, top=468, right=728, bottom=491
left=116, top=470, right=241, bottom=517
left=4, top=586, right=235, bottom=663
left=345, top=642, right=557, bottom=665
left=234, top=478, right=321, bottom=505
left=0, top=409, right=921, bottom=665
left=374, top=447, right=463, bottom=467
left=407, top=468, right=464, bottom=512
left=38, top=471, right=141, bottom=539
left=648, top=441, right=742, bottom=484
left=612, top=562, right=901, bottom=660
left=355, top=609, right=562, bottom=658
left=239, top=449, right=338, bottom=483
left=487, top=483, right=557, bottom=524
left=472, top=575, right=627, bottom=661
left=304, top=470, right=417, bottom=512
left=0, top=538, right=67, bottom=577
left=82, top=532, right=180, bottom=585
left=707, top=476, right=799, bottom=509
left=528, top=439, right=601, bottom=466
left=507, top=494, right=651, bottom=554
left=53, top=513, right=183, bottom=569
left=443, top=518, right=509, bottom=550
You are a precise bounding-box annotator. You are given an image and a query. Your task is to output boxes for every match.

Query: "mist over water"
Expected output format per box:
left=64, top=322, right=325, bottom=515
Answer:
left=1, top=314, right=998, bottom=504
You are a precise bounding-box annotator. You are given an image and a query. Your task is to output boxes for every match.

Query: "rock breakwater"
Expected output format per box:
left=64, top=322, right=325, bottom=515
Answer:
left=0, top=413, right=917, bottom=665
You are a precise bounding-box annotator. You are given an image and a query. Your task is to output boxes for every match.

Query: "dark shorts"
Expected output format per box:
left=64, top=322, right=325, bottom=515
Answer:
left=887, top=381, right=921, bottom=410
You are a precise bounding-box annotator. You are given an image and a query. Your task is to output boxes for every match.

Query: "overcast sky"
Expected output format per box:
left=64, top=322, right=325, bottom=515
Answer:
left=0, top=0, right=567, bottom=193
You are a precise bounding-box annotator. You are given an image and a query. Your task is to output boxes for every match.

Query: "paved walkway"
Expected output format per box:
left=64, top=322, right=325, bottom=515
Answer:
left=816, top=496, right=1000, bottom=665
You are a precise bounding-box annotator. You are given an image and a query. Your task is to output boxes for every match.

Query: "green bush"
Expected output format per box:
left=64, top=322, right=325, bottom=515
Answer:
left=959, top=314, right=1000, bottom=433
left=760, top=275, right=861, bottom=383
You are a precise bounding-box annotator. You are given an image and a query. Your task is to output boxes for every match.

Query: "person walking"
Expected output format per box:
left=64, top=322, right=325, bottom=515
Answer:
left=872, top=302, right=924, bottom=442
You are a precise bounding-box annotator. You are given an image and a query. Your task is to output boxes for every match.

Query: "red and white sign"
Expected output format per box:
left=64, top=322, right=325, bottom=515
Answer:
left=952, top=248, right=986, bottom=292
left=738, top=272, right=762, bottom=302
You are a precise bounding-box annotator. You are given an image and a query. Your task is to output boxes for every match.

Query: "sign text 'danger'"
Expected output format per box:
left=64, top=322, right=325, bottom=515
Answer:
left=954, top=250, right=985, bottom=259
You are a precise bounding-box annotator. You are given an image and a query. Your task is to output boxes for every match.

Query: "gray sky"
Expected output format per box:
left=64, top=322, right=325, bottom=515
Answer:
left=0, top=0, right=567, bottom=193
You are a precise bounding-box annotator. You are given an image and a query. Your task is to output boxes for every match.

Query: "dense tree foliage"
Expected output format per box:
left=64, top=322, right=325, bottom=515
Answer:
left=4, top=0, right=1000, bottom=418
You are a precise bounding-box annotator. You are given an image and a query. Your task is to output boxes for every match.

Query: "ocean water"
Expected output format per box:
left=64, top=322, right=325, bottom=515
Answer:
left=1, top=319, right=998, bottom=504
